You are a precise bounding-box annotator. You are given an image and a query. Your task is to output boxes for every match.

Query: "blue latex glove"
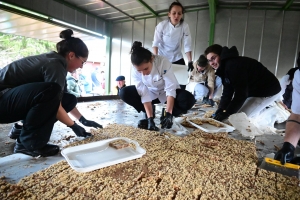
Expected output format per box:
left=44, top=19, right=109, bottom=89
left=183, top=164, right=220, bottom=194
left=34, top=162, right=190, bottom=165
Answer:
left=274, top=142, right=295, bottom=165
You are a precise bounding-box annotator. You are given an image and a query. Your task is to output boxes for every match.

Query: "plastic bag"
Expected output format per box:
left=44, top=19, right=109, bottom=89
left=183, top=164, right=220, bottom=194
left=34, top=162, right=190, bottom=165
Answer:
left=165, top=117, right=190, bottom=136
left=228, top=112, right=263, bottom=139
left=251, top=104, right=290, bottom=133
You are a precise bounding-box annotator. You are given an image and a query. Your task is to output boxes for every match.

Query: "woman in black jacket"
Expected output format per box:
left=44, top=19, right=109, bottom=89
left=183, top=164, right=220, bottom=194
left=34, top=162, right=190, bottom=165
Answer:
left=0, top=29, right=102, bottom=157
left=204, top=44, right=281, bottom=121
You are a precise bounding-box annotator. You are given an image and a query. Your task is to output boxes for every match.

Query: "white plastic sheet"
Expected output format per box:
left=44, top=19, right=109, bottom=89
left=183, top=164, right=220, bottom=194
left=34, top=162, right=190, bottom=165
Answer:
left=165, top=117, right=190, bottom=136
left=229, top=104, right=290, bottom=138
left=251, top=104, right=290, bottom=134
left=228, top=113, right=263, bottom=139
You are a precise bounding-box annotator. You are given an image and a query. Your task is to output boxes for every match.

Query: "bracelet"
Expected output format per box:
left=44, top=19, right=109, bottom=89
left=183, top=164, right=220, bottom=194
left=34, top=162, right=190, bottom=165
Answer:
left=286, top=120, right=300, bottom=125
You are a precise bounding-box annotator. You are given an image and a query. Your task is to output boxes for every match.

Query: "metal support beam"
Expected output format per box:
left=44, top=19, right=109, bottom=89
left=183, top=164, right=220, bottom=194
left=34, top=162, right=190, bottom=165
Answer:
left=105, top=22, right=112, bottom=95
left=0, top=3, right=104, bottom=39
left=53, top=0, right=106, bottom=22
left=101, top=0, right=135, bottom=20
left=113, top=7, right=208, bottom=24
left=208, top=0, right=217, bottom=45
left=282, top=0, right=294, bottom=10
left=136, top=0, right=158, bottom=16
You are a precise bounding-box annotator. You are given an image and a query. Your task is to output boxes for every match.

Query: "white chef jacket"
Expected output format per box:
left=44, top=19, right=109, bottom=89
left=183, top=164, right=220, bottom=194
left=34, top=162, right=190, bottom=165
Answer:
left=132, top=55, right=180, bottom=104
left=292, top=70, right=300, bottom=114
left=152, top=19, right=192, bottom=63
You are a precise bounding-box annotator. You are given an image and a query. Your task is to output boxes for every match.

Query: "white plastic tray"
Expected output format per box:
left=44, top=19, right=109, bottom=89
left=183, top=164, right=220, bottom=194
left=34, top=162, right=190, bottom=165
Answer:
left=187, top=117, right=235, bottom=133
left=61, top=137, right=146, bottom=172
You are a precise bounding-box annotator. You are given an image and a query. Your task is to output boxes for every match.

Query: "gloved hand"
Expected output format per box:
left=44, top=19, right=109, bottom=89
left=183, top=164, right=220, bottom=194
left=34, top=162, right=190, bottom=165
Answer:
left=147, top=117, right=159, bottom=131
left=68, top=122, right=92, bottom=137
left=212, top=108, right=224, bottom=118
left=160, top=112, right=173, bottom=129
left=291, top=157, right=300, bottom=165
left=274, top=142, right=295, bottom=165
left=79, top=116, right=103, bottom=129
left=207, top=99, right=215, bottom=106
left=213, top=112, right=229, bottom=121
left=188, top=61, right=194, bottom=72
left=202, top=96, right=209, bottom=104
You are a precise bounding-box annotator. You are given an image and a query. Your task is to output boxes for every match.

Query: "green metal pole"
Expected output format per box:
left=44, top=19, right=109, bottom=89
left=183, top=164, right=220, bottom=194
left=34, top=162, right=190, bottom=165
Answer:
left=282, top=0, right=294, bottom=10
left=136, top=0, right=158, bottom=16
left=208, top=0, right=216, bottom=46
left=105, top=22, right=112, bottom=95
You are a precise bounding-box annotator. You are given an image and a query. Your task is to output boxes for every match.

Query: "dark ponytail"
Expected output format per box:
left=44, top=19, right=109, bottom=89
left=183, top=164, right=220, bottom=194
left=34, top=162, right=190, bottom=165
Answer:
left=56, top=29, right=88, bottom=58
left=130, top=41, right=152, bottom=66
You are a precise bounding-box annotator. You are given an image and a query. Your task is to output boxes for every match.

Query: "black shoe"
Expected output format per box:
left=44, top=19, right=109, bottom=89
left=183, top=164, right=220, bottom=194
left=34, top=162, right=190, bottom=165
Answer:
left=14, top=141, right=59, bottom=157
left=8, top=123, right=22, bottom=139
left=137, top=119, right=148, bottom=129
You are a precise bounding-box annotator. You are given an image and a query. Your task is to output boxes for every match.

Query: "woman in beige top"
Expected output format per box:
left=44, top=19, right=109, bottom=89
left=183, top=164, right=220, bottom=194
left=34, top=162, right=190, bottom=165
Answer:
left=186, top=55, right=222, bottom=105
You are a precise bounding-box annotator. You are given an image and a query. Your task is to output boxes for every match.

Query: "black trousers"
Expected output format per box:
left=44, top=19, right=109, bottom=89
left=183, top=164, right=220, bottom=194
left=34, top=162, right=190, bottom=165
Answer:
left=119, top=85, right=195, bottom=117
left=172, top=58, right=186, bottom=90
left=0, top=83, right=78, bottom=150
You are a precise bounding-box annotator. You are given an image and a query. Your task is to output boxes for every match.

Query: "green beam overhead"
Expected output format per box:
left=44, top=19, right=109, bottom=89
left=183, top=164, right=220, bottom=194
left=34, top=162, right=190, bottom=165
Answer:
left=208, top=0, right=217, bottom=45
left=53, top=0, right=106, bottom=22
left=102, top=0, right=135, bottom=20
left=136, top=0, right=158, bottom=16
left=113, top=7, right=209, bottom=23
left=282, top=0, right=294, bottom=10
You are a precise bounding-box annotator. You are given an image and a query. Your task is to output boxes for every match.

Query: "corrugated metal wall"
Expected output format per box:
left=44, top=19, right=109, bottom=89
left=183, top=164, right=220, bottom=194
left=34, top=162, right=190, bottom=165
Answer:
left=110, top=9, right=300, bottom=90
left=3, top=0, right=107, bottom=35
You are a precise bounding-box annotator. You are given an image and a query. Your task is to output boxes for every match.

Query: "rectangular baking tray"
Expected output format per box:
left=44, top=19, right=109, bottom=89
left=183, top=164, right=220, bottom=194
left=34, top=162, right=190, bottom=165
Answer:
left=61, top=137, right=146, bottom=172
left=187, top=117, right=235, bottom=133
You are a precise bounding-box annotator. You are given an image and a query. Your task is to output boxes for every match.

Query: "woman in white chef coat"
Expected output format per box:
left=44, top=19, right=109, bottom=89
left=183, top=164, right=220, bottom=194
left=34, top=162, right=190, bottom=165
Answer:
left=120, top=41, right=195, bottom=131
left=152, top=1, right=194, bottom=89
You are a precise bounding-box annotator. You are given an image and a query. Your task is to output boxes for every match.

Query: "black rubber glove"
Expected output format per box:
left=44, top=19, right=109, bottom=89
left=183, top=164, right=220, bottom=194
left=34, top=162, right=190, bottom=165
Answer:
left=188, top=61, right=194, bottom=72
left=79, top=116, right=103, bottom=129
left=274, top=142, right=295, bottom=165
left=212, top=108, right=224, bottom=118
left=213, top=112, right=229, bottom=121
left=68, top=122, right=92, bottom=137
left=202, top=96, right=209, bottom=104
left=147, top=117, right=159, bottom=131
left=160, top=112, right=173, bottom=129
left=291, top=157, right=300, bottom=165
left=207, top=99, right=215, bottom=106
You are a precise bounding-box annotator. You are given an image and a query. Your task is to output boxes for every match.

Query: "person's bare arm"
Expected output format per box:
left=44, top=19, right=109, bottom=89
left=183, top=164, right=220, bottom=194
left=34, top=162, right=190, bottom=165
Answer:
left=186, top=51, right=192, bottom=62
left=153, top=47, right=158, bottom=55
left=284, top=113, right=300, bottom=147
left=56, top=103, right=74, bottom=126
left=69, top=107, right=82, bottom=120
left=143, top=102, right=154, bottom=118
left=166, top=96, right=175, bottom=114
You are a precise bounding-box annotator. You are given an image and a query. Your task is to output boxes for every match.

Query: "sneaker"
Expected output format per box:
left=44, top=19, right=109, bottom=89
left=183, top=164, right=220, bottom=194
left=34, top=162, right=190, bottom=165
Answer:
left=14, top=141, right=59, bottom=157
left=8, top=123, right=22, bottom=139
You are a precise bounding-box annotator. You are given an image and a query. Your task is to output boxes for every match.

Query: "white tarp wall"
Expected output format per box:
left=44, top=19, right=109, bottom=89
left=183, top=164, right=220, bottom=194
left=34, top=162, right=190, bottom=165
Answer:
left=111, top=9, right=300, bottom=88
